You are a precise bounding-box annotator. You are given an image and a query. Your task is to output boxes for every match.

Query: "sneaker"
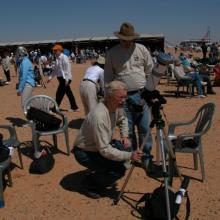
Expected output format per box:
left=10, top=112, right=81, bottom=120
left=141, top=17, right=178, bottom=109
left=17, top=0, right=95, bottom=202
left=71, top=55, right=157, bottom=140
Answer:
left=5, top=81, right=11, bottom=85
left=197, top=95, right=206, bottom=98
left=207, top=91, right=216, bottom=95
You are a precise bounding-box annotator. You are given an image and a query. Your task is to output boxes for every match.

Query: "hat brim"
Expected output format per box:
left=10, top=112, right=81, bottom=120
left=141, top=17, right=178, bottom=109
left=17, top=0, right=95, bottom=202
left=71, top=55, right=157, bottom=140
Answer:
left=114, top=32, right=140, bottom=41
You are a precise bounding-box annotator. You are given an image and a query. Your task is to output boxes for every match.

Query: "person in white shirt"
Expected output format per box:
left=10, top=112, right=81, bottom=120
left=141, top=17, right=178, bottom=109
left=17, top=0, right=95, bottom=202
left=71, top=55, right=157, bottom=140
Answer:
left=48, top=44, right=79, bottom=111
left=79, top=56, right=105, bottom=115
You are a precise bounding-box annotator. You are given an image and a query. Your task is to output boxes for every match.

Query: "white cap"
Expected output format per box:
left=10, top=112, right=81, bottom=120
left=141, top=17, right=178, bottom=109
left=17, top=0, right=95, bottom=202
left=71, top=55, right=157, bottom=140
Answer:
left=40, top=56, right=47, bottom=63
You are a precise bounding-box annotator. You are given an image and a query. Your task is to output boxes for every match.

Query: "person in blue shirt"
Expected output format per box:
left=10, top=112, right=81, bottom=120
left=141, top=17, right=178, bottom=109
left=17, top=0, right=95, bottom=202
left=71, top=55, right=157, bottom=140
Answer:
left=16, top=46, right=35, bottom=110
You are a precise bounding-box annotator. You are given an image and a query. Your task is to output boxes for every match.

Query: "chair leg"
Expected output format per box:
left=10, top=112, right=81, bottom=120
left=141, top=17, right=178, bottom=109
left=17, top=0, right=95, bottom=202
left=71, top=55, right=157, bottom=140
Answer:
left=0, top=170, right=4, bottom=208
left=33, top=134, right=40, bottom=158
left=193, top=153, right=198, bottom=170
left=176, top=86, right=180, bottom=97
left=188, top=84, right=193, bottom=97
left=53, top=134, right=57, bottom=148
left=17, top=146, right=24, bottom=169
left=198, top=150, right=206, bottom=182
left=7, top=169, right=12, bottom=187
left=155, top=136, right=161, bottom=165
left=64, top=130, right=70, bottom=155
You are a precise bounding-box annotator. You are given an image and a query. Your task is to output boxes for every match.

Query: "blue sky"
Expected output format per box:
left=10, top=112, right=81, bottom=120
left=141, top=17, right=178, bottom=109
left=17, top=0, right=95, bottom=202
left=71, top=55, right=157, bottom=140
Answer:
left=0, top=0, right=219, bottom=44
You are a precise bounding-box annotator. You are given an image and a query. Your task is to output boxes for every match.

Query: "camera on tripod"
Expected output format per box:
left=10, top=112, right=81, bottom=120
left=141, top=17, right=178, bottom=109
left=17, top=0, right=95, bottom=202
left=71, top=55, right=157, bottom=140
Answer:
left=141, top=89, right=167, bottom=128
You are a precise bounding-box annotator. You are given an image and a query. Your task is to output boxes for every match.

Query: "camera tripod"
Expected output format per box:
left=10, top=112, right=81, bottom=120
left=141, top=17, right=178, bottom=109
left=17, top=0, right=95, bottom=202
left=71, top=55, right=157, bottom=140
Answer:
left=114, top=101, right=182, bottom=220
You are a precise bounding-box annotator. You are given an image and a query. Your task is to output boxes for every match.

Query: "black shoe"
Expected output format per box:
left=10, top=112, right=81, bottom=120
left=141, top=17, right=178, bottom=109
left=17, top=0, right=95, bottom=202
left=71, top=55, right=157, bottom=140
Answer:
left=207, top=91, right=216, bottom=95
left=80, top=179, right=102, bottom=199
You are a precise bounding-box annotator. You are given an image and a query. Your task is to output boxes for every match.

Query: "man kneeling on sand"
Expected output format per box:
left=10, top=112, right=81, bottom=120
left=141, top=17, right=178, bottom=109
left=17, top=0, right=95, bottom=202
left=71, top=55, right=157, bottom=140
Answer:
left=73, top=80, right=143, bottom=198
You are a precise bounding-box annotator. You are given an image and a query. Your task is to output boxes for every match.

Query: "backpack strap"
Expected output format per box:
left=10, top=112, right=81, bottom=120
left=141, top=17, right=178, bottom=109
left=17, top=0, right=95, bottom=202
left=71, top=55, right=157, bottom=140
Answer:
left=131, top=193, right=151, bottom=219
left=173, top=190, right=191, bottom=220
left=136, top=193, right=151, bottom=207
left=185, top=191, right=191, bottom=220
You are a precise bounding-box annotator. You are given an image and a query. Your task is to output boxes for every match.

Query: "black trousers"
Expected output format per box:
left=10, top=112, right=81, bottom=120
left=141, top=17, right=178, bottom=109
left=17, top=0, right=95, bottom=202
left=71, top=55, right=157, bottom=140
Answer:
left=56, top=77, right=78, bottom=110
left=3, top=70, right=10, bottom=82
left=73, top=140, right=126, bottom=188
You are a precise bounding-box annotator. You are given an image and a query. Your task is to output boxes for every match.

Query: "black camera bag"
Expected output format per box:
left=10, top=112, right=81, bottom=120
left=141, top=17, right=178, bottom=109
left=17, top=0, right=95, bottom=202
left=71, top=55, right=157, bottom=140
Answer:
left=136, top=186, right=176, bottom=220
left=27, top=107, right=62, bottom=131
left=29, top=148, right=55, bottom=174
left=136, top=185, right=190, bottom=220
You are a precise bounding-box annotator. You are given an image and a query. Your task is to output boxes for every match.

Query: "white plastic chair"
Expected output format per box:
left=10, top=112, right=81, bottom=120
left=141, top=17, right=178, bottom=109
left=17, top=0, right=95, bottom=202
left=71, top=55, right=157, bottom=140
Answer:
left=168, top=102, right=215, bottom=181
left=0, top=125, right=23, bottom=169
left=23, top=95, right=70, bottom=158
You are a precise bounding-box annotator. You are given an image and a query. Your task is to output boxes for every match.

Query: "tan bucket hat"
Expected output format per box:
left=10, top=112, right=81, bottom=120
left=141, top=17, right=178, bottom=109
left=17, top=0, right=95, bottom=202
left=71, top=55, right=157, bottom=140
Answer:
left=114, top=22, right=140, bottom=41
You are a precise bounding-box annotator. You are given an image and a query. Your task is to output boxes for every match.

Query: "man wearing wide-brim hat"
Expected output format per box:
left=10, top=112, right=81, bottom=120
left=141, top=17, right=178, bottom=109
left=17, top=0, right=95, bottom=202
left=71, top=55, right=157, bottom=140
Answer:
left=79, top=56, right=105, bottom=115
left=104, top=22, right=155, bottom=172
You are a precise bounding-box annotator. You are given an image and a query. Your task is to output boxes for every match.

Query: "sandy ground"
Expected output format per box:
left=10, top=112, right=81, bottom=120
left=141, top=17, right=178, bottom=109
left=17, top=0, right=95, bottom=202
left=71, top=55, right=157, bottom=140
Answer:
left=0, top=51, right=219, bottom=220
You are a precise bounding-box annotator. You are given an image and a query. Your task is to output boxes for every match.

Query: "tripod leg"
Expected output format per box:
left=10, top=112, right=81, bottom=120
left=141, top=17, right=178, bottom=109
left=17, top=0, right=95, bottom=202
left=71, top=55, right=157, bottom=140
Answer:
left=113, top=165, right=135, bottom=205
left=163, top=128, right=182, bottom=182
left=114, top=130, right=150, bottom=205
left=155, top=135, right=161, bottom=165
left=157, top=129, right=172, bottom=220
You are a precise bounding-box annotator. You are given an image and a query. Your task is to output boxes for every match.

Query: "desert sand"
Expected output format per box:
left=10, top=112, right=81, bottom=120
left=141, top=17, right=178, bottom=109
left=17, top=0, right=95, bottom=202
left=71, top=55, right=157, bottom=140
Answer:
left=0, top=51, right=219, bottom=220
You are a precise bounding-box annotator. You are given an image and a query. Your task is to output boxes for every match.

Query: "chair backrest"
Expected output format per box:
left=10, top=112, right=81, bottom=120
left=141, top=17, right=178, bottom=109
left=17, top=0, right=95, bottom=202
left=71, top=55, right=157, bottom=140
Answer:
left=23, top=95, right=59, bottom=116
left=193, top=102, right=215, bottom=140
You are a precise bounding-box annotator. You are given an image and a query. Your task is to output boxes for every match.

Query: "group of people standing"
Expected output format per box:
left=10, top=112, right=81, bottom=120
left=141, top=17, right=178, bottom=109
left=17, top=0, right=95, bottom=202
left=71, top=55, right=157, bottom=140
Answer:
left=16, top=44, right=79, bottom=112
left=13, top=21, right=213, bottom=200
left=14, top=22, right=150, bottom=199
left=73, top=22, right=168, bottom=198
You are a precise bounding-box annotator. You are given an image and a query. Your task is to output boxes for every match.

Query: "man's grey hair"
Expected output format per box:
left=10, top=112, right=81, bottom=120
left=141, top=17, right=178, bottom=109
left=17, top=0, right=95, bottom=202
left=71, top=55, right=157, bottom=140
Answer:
left=105, top=80, right=127, bottom=97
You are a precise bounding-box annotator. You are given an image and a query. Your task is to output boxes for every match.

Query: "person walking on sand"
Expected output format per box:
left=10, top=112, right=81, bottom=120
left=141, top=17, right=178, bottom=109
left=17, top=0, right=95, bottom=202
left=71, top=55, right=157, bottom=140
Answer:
left=16, top=46, right=35, bottom=110
left=48, top=44, right=79, bottom=112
